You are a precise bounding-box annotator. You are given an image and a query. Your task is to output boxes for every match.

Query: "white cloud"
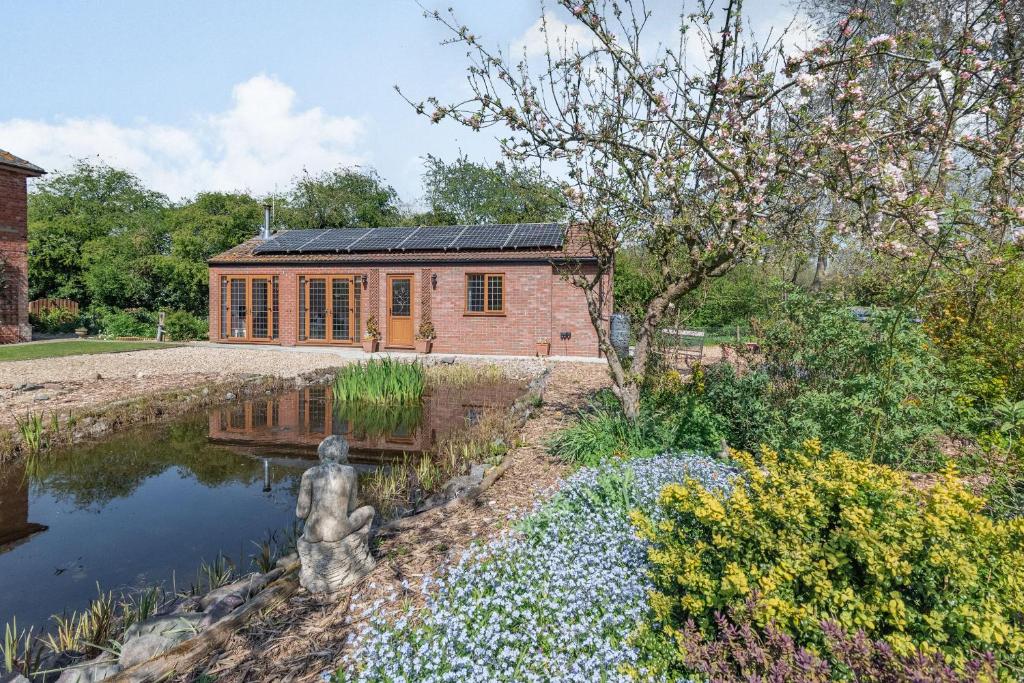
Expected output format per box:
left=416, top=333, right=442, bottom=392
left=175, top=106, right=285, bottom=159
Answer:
left=514, top=12, right=596, bottom=59
left=0, top=74, right=366, bottom=200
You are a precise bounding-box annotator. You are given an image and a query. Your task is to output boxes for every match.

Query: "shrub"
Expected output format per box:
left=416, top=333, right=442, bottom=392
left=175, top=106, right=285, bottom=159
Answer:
left=549, top=387, right=724, bottom=467
left=663, top=606, right=997, bottom=682
left=333, top=358, right=425, bottom=404
left=86, top=306, right=158, bottom=338
left=163, top=310, right=207, bottom=341
left=28, top=306, right=79, bottom=334
left=633, top=442, right=1024, bottom=678
left=699, top=362, right=775, bottom=452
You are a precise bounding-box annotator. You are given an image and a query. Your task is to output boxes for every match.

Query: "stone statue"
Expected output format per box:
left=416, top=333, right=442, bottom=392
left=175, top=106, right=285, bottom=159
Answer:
left=295, top=435, right=375, bottom=594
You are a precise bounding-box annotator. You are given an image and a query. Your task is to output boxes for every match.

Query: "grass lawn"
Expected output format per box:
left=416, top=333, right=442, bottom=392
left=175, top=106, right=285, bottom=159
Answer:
left=0, top=340, right=178, bottom=362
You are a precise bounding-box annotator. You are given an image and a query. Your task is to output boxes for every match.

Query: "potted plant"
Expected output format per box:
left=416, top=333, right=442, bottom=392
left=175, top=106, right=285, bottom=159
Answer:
left=74, top=326, right=88, bottom=339
left=362, top=315, right=381, bottom=353
left=415, top=321, right=436, bottom=354
left=535, top=338, right=550, bottom=357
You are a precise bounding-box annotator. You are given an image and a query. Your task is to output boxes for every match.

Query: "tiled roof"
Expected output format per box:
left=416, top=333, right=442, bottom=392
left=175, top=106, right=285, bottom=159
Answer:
left=209, top=225, right=596, bottom=265
left=0, top=149, right=45, bottom=176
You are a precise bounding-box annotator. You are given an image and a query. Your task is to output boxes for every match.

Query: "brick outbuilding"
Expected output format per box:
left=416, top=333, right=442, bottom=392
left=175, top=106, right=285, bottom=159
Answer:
left=207, top=223, right=610, bottom=357
left=0, top=149, right=45, bottom=344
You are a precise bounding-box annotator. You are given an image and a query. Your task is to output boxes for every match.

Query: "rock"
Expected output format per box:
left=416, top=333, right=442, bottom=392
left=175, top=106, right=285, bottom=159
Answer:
left=201, top=388, right=209, bottom=396
left=135, top=371, right=146, bottom=379
left=297, top=530, right=375, bottom=595
left=224, top=392, right=236, bottom=401
left=16, top=383, right=42, bottom=392
left=2, top=674, right=31, bottom=683
left=443, top=475, right=478, bottom=500
left=469, top=463, right=492, bottom=482
left=199, top=574, right=267, bottom=610
left=122, top=613, right=203, bottom=641
left=33, top=394, right=51, bottom=401
left=275, top=552, right=298, bottom=570
left=55, top=655, right=121, bottom=683
left=93, top=372, right=102, bottom=380
left=198, top=593, right=245, bottom=628
left=118, top=633, right=185, bottom=669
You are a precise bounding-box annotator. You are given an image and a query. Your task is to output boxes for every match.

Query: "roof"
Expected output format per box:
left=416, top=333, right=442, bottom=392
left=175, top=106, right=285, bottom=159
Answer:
left=209, top=223, right=596, bottom=265
left=0, top=149, right=45, bottom=176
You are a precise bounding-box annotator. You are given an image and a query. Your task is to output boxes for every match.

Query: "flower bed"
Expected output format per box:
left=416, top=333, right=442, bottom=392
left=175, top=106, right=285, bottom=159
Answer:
left=340, top=453, right=735, bottom=682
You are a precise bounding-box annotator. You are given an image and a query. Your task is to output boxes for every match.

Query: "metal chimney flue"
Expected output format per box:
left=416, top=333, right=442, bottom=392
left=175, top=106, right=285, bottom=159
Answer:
left=261, top=203, right=272, bottom=240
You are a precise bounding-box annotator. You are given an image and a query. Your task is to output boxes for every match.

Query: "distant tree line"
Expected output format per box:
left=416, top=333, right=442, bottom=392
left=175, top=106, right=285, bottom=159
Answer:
left=26, top=156, right=566, bottom=318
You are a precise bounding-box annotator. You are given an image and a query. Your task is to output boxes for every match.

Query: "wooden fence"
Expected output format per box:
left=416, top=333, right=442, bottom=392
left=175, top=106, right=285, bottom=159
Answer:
left=28, top=298, right=79, bottom=316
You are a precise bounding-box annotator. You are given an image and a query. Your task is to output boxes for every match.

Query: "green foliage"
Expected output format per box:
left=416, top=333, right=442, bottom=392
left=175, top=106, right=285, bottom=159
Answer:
left=282, top=166, right=402, bottom=229
left=28, top=305, right=80, bottom=334
left=163, top=310, right=208, bottom=341
left=634, top=443, right=1024, bottom=679
left=549, top=384, right=724, bottom=467
left=333, top=359, right=426, bottom=404
left=418, top=155, right=565, bottom=225
left=86, top=306, right=158, bottom=338
left=698, top=363, right=775, bottom=452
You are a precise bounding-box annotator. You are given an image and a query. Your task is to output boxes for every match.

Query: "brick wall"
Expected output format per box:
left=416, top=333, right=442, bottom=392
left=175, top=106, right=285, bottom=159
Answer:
left=209, top=260, right=608, bottom=357
left=0, top=169, right=30, bottom=343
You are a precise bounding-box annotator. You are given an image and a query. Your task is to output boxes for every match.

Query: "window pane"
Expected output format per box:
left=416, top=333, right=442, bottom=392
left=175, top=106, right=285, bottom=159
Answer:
left=298, top=277, right=306, bottom=340
left=251, top=279, right=269, bottom=338
left=272, top=277, right=279, bottom=339
left=230, top=279, right=247, bottom=338
left=220, top=277, right=228, bottom=338
left=309, top=280, right=327, bottom=340
left=391, top=278, right=411, bottom=316
left=467, top=274, right=484, bottom=312
left=333, top=278, right=350, bottom=340
left=486, top=275, right=503, bottom=312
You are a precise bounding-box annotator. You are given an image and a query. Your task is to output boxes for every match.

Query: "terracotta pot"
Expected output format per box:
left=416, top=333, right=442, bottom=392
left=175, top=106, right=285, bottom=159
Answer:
left=361, top=339, right=379, bottom=353
left=535, top=341, right=550, bottom=357
left=414, top=339, right=433, bottom=354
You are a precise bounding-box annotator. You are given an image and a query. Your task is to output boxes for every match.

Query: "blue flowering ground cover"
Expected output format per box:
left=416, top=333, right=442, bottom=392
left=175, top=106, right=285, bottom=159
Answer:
left=337, top=453, right=735, bottom=682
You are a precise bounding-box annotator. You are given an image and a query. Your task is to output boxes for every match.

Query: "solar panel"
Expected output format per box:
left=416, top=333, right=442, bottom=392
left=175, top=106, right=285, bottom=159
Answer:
left=349, top=228, right=410, bottom=252
left=450, top=225, right=515, bottom=250
left=253, top=229, right=320, bottom=253
left=252, top=224, right=567, bottom=254
left=398, top=226, right=464, bottom=251
left=310, top=228, right=375, bottom=252
left=507, top=223, right=564, bottom=248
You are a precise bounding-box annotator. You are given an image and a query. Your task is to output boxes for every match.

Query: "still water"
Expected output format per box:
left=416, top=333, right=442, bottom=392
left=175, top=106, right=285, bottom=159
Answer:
left=0, top=381, right=523, bottom=632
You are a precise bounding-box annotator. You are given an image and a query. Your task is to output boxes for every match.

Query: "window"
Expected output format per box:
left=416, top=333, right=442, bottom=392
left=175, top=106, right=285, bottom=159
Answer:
left=466, top=273, right=504, bottom=314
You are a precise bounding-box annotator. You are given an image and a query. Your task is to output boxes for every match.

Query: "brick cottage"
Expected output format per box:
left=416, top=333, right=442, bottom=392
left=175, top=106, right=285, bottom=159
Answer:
left=0, top=149, right=45, bottom=344
left=207, top=222, right=610, bottom=357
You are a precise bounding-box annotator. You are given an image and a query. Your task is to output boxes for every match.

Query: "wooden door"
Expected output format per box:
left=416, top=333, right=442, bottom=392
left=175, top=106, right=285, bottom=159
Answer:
left=387, top=275, right=414, bottom=348
left=228, top=277, right=248, bottom=339
left=306, top=278, right=328, bottom=341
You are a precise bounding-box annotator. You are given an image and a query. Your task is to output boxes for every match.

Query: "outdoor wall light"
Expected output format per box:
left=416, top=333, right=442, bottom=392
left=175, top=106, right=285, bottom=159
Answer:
left=361, top=274, right=368, bottom=288
left=431, top=273, right=437, bottom=289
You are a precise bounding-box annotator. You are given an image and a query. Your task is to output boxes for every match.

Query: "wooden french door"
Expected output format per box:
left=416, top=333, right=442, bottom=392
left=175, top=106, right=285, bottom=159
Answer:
left=387, top=275, right=414, bottom=348
left=220, top=275, right=278, bottom=341
left=298, top=275, right=360, bottom=344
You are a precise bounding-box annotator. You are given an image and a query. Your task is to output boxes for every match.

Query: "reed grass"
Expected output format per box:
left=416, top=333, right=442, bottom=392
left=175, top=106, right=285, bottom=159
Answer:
left=44, top=590, right=117, bottom=656
left=424, top=363, right=508, bottom=387
left=2, top=617, right=40, bottom=675
left=15, top=413, right=44, bottom=454
left=333, top=358, right=426, bottom=404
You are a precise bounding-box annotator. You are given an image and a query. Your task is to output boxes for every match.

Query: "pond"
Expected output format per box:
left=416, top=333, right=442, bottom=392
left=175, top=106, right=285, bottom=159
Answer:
left=0, top=380, right=525, bottom=633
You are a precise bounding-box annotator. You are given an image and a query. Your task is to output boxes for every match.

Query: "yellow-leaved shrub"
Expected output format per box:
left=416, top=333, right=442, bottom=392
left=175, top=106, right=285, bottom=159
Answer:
left=633, top=442, right=1024, bottom=676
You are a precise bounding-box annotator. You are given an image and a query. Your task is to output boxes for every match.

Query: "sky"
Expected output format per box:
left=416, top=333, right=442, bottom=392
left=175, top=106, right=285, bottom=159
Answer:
left=0, top=0, right=801, bottom=206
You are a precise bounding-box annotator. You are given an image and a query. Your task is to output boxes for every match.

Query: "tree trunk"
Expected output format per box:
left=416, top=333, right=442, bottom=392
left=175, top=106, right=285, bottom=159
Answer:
left=619, top=381, right=641, bottom=422
left=810, top=249, right=828, bottom=292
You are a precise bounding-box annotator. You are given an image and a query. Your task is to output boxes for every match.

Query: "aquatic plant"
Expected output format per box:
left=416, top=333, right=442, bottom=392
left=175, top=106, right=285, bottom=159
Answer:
left=2, top=618, right=40, bottom=676
left=340, top=453, right=735, bottom=681
left=15, top=412, right=44, bottom=454
left=118, top=586, right=166, bottom=630
left=334, top=358, right=426, bottom=404
left=192, top=554, right=235, bottom=595
left=333, top=400, right=422, bottom=438
left=44, top=590, right=117, bottom=656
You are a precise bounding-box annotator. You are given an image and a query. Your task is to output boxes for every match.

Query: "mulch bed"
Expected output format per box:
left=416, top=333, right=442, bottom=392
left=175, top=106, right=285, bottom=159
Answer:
left=178, top=362, right=610, bottom=683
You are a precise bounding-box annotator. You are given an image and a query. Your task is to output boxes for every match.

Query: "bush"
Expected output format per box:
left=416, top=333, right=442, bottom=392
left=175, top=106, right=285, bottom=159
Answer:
left=699, top=363, right=775, bottom=452
left=163, top=310, right=207, bottom=341
left=549, top=386, right=724, bottom=467
left=633, top=442, right=1024, bottom=678
left=28, top=306, right=80, bottom=334
left=86, top=306, right=158, bottom=338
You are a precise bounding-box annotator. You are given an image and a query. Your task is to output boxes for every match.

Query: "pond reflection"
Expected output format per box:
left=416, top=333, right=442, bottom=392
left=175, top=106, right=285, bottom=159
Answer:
left=0, top=380, right=523, bottom=633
